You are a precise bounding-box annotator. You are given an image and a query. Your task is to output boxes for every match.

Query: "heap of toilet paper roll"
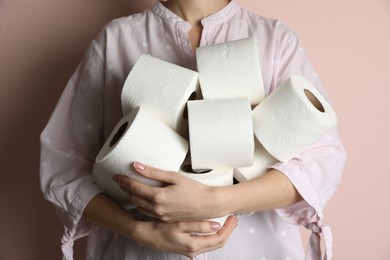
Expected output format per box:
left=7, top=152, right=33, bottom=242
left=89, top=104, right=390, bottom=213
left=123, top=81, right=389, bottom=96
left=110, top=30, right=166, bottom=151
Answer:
left=92, top=37, right=337, bottom=230
left=93, top=55, right=198, bottom=209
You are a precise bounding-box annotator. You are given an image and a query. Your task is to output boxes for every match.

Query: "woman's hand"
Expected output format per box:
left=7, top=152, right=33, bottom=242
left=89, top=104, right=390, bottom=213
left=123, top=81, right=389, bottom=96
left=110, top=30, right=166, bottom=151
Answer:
left=83, top=193, right=238, bottom=258
left=131, top=215, right=238, bottom=258
left=113, top=162, right=224, bottom=222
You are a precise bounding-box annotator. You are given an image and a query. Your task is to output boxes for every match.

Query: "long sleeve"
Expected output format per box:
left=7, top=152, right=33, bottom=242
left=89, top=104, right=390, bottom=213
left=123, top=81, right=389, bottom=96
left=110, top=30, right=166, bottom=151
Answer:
left=40, top=33, right=107, bottom=259
left=38, top=2, right=347, bottom=259
left=267, top=22, right=347, bottom=260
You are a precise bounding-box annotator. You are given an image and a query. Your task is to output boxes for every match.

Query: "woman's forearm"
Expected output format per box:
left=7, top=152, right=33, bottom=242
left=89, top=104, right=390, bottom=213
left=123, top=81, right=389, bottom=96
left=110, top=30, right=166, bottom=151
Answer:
left=114, top=163, right=303, bottom=221
left=82, top=193, right=138, bottom=239
left=81, top=192, right=238, bottom=258
left=215, top=169, right=303, bottom=216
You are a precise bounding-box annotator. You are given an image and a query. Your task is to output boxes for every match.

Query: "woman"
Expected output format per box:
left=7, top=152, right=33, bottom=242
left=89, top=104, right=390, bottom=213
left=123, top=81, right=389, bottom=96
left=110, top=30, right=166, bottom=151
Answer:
left=40, top=0, right=346, bottom=259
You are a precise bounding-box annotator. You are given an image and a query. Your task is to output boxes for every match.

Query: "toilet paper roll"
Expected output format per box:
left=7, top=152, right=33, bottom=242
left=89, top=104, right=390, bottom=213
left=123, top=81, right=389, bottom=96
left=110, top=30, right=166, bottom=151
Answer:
left=252, top=74, right=338, bottom=162
left=187, top=97, right=254, bottom=171
left=121, top=54, right=199, bottom=134
left=196, top=37, right=265, bottom=105
left=233, top=139, right=278, bottom=183
left=180, top=164, right=234, bottom=186
left=92, top=106, right=189, bottom=208
left=179, top=164, right=234, bottom=234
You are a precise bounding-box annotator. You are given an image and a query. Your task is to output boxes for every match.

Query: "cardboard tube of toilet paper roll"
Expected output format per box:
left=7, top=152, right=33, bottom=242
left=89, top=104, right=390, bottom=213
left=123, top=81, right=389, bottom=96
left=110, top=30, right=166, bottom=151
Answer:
left=196, top=37, right=265, bottom=105
left=187, top=97, right=255, bottom=171
left=179, top=164, right=234, bottom=234
left=252, top=74, right=338, bottom=162
left=92, top=106, right=189, bottom=208
left=121, top=54, right=199, bottom=134
left=233, top=139, right=278, bottom=183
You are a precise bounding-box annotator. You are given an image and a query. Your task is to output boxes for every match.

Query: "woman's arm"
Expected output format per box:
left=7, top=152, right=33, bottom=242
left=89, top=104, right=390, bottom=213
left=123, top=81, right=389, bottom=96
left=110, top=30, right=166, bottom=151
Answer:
left=113, top=162, right=302, bottom=222
left=218, top=169, right=303, bottom=215
left=82, top=193, right=238, bottom=258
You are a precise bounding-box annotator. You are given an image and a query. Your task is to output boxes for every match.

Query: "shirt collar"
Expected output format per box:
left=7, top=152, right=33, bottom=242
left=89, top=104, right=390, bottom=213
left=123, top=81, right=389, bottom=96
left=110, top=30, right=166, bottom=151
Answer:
left=151, top=0, right=240, bottom=28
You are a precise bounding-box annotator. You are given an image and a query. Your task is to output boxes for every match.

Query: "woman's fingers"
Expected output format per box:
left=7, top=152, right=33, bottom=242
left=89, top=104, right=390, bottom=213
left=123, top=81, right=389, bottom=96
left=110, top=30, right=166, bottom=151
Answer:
left=133, top=162, right=184, bottom=184
left=213, top=215, right=238, bottom=243
left=114, top=175, right=173, bottom=219
left=113, top=162, right=219, bottom=222
left=114, top=174, right=158, bottom=200
left=178, top=220, right=222, bottom=234
left=183, top=215, right=239, bottom=257
left=135, top=216, right=238, bottom=258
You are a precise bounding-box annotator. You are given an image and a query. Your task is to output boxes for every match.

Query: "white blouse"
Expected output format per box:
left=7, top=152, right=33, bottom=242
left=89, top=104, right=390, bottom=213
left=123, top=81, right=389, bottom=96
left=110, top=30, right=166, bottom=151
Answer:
left=40, top=1, right=346, bottom=259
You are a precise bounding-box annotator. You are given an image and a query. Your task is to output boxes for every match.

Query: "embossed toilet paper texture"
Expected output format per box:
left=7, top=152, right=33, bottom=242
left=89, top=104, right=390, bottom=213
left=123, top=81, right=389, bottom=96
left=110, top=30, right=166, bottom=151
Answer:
left=93, top=106, right=188, bottom=208
left=252, top=75, right=337, bottom=162
left=196, top=37, right=265, bottom=105
left=233, top=139, right=278, bottom=182
left=188, top=97, right=254, bottom=171
left=121, top=54, right=199, bottom=134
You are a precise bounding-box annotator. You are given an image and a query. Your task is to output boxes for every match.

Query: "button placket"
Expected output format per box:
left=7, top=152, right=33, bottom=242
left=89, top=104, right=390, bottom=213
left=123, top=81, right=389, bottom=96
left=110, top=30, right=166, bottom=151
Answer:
left=176, top=22, right=198, bottom=69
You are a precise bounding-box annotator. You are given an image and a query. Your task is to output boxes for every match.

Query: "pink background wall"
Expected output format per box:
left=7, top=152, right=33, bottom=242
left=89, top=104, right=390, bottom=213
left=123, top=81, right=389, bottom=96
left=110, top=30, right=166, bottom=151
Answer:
left=1, top=0, right=389, bottom=259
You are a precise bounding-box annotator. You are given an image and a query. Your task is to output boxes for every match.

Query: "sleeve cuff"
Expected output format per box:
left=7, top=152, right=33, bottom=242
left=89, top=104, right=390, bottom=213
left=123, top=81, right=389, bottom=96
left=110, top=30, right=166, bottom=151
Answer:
left=271, top=158, right=325, bottom=219
left=58, top=180, right=103, bottom=260
left=271, top=162, right=333, bottom=260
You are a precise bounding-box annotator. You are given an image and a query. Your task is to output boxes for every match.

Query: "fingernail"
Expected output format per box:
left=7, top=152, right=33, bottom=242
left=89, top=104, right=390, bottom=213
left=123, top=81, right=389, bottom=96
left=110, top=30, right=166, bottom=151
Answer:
left=134, top=162, right=145, bottom=171
left=211, top=222, right=221, bottom=230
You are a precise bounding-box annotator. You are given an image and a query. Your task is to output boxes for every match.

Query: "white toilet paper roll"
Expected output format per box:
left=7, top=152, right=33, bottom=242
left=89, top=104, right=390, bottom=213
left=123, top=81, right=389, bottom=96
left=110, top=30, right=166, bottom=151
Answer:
left=196, top=37, right=265, bottom=105
left=92, top=106, right=189, bottom=208
left=121, top=54, right=199, bottom=134
left=233, top=139, right=278, bottom=183
left=252, top=74, right=338, bottom=162
left=180, top=164, right=234, bottom=186
left=187, top=97, right=254, bottom=171
left=179, top=164, right=234, bottom=234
